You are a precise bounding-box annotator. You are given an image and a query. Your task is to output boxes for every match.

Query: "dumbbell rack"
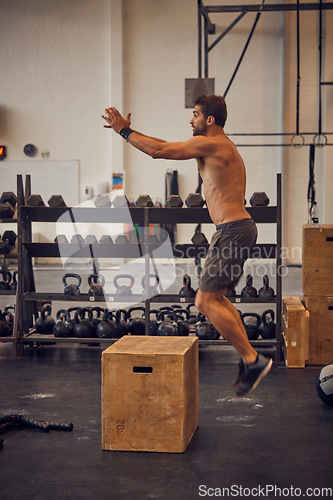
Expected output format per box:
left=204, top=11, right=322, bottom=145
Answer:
left=0, top=212, right=18, bottom=347
left=15, top=174, right=282, bottom=362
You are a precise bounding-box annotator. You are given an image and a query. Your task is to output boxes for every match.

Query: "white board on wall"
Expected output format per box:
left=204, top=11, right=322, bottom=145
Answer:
left=0, top=160, right=79, bottom=206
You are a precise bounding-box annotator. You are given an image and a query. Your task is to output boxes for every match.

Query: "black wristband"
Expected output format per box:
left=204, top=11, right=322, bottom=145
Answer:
left=119, top=127, right=134, bottom=142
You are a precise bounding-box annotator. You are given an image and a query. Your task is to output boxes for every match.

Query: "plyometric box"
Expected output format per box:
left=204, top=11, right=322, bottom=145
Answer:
left=102, top=336, right=199, bottom=453
left=282, top=296, right=309, bottom=368
left=303, top=295, right=333, bottom=366
left=302, top=225, right=333, bottom=296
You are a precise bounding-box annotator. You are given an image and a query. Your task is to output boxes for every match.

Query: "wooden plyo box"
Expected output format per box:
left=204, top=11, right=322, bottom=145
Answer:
left=303, top=296, right=333, bottom=366
left=302, top=225, right=333, bottom=296
left=282, top=296, right=309, bottom=368
left=102, top=336, right=199, bottom=453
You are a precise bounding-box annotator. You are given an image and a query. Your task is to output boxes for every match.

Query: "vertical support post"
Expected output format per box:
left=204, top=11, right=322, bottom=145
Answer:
left=276, top=173, right=282, bottom=364
left=198, top=0, right=202, bottom=78
left=144, top=207, right=150, bottom=335
left=15, top=175, right=24, bottom=355
left=204, top=16, right=209, bottom=77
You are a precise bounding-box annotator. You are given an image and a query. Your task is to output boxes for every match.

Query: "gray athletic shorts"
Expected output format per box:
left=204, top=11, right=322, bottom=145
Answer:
left=199, top=218, right=257, bottom=292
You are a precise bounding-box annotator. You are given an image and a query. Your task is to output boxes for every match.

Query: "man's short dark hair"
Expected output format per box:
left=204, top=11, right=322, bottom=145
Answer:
left=194, top=94, right=227, bottom=128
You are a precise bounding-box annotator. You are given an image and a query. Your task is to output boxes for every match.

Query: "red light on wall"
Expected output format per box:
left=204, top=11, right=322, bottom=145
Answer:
left=0, top=146, right=6, bottom=160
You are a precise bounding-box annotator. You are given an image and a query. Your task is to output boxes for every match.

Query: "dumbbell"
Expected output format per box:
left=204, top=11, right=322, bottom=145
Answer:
left=135, top=195, right=154, bottom=207
left=112, top=195, right=130, bottom=207
left=113, top=274, right=134, bottom=297
left=26, top=194, right=45, bottom=207
left=99, top=235, right=114, bottom=244
left=88, top=274, right=105, bottom=299
left=185, top=193, right=205, bottom=207
left=0, top=202, right=15, bottom=218
left=10, top=271, right=18, bottom=290
left=94, top=194, right=112, bottom=207
left=0, top=231, right=17, bottom=254
left=0, top=310, right=13, bottom=337
left=241, top=312, right=261, bottom=340
left=165, top=195, right=183, bottom=207
left=241, top=275, right=257, bottom=298
left=62, top=273, right=81, bottom=296
left=48, top=195, right=66, bottom=207
left=258, top=275, right=275, bottom=298
left=250, top=192, right=270, bottom=207
left=0, top=192, right=17, bottom=208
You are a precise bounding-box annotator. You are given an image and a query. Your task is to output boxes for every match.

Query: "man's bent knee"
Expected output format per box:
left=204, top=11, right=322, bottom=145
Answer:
left=195, top=289, right=227, bottom=317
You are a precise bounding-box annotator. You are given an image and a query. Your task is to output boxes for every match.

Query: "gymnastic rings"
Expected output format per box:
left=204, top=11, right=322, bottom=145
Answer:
left=313, top=134, right=327, bottom=148
left=291, top=135, right=305, bottom=148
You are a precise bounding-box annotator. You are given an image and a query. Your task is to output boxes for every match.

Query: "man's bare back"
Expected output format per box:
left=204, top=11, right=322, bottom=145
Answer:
left=196, top=133, right=251, bottom=226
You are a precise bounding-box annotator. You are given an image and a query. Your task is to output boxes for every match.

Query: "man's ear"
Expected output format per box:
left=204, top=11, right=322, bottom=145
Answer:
left=207, top=115, right=215, bottom=126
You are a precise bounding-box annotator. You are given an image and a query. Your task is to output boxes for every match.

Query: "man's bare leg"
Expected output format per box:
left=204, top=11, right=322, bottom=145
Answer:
left=195, top=289, right=257, bottom=364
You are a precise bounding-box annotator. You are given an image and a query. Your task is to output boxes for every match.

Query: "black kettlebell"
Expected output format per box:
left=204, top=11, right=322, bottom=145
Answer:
left=10, top=271, right=18, bottom=290
left=0, top=271, right=11, bottom=290
left=128, top=306, right=146, bottom=335
left=88, top=273, right=105, bottom=299
left=195, top=313, right=220, bottom=340
left=91, top=306, right=104, bottom=330
left=62, top=273, right=81, bottom=296
left=241, top=312, right=261, bottom=340
left=67, top=307, right=80, bottom=328
left=114, top=309, right=129, bottom=338
left=186, top=304, right=198, bottom=324
left=141, top=274, right=159, bottom=297
left=156, top=311, right=179, bottom=336
left=172, top=309, right=190, bottom=337
left=144, top=309, right=160, bottom=336
left=258, top=275, right=275, bottom=298
left=225, top=285, right=236, bottom=297
left=259, top=309, right=276, bottom=339
left=0, top=310, right=12, bottom=337
left=113, top=274, right=135, bottom=297
left=35, top=304, right=55, bottom=335
left=73, top=308, right=96, bottom=338
left=53, top=309, right=73, bottom=338
left=179, top=274, right=196, bottom=298
left=4, top=306, right=15, bottom=334
left=96, top=309, right=118, bottom=338
left=241, top=274, right=258, bottom=298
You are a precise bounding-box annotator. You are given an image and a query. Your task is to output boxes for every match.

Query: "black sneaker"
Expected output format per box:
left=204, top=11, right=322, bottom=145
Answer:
left=236, top=354, right=272, bottom=397
left=233, top=359, right=245, bottom=389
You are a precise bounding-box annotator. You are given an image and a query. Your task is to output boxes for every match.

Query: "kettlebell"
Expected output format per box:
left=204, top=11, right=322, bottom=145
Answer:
left=115, top=309, right=129, bottom=338
left=179, top=274, right=196, bottom=298
left=35, top=304, right=55, bottom=335
left=225, top=285, right=236, bottom=297
left=0, top=271, right=12, bottom=290
left=259, top=309, right=276, bottom=339
left=73, top=308, right=96, bottom=338
left=0, top=310, right=13, bottom=337
left=258, top=275, right=275, bottom=298
left=195, top=313, right=220, bottom=340
left=88, top=273, right=105, bottom=299
left=128, top=306, right=146, bottom=335
left=186, top=304, right=198, bottom=324
left=4, top=306, right=15, bottom=334
left=141, top=274, right=159, bottom=297
left=53, top=309, right=73, bottom=338
left=156, top=311, right=179, bottom=336
left=10, top=271, right=18, bottom=290
left=91, top=306, right=104, bottom=330
left=96, top=309, right=118, bottom=338
left=241, top=274, right=258, bottom=298
left=172, top=309, right=190, bottom=337
left=62, top=273, right=81, bottom=296
left=113, top=274, right=135, bottom=297
left=144, top=309, right=160, bottom=336
left=67, top=307, right=80, bottom=328
left=241, top=312, right=261, bottom=340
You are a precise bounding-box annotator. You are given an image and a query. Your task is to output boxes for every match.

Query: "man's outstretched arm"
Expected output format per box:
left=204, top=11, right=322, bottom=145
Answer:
left=102, top=106, right=215, bottom=161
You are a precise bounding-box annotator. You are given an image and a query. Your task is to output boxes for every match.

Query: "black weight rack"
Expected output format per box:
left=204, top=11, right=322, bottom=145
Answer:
left=15, top=174, right=282, bottom=362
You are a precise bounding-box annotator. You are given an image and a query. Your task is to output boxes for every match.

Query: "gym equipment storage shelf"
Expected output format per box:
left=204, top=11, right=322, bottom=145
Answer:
left=15, top=174, right=282, bottom=360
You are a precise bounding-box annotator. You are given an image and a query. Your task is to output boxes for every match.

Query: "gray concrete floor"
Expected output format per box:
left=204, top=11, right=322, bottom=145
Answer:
left=1, top=264, right=332, bottom=500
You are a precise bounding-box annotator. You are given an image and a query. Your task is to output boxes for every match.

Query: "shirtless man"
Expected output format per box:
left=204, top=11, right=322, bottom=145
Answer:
left=102, top=94, right=272, bottom=396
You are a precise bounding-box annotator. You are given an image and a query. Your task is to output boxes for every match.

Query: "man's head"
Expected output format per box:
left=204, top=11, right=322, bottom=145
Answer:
left=190, top=94, right=227, bottom=136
